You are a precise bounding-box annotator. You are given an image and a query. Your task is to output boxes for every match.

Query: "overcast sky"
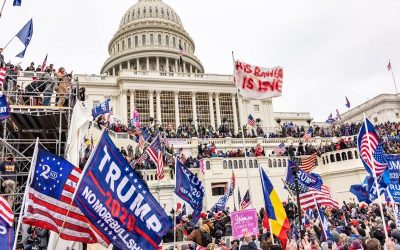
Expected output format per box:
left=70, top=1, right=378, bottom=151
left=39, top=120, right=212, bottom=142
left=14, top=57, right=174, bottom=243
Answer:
left=1, top=0, right=399, bottom=121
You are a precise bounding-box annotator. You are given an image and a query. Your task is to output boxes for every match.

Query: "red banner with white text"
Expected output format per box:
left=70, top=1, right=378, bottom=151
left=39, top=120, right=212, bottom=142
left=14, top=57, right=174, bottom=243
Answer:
left=234, top=60, right=283, bottom=100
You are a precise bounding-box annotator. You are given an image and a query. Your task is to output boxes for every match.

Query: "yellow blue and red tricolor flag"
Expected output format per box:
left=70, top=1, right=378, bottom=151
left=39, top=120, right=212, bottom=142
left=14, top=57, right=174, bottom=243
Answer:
left=260, top=167, right=291, bottom=247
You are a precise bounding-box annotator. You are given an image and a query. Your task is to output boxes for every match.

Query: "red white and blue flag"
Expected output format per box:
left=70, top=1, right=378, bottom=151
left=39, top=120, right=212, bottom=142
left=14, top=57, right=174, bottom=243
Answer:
left=148, top=135, right=164, bottom=179
left=247, top=114, right=256, bottom=127
left=0, top=68, right=6, bottom=85
left=302, top=127, right=312, bottom=141
left=0, top=196, right=13, bottom=250
left=41, top=53, right=48, bottom=71
left=274, top=143, right=286, bottom=155
left=240, top=190, right=251, bottom=209
left=22, top=147, right=99, bottom=244
left=131, top=108, right=141, bottom=128
left=74, top=131, right=172, bottom=249
left=357, top=118, right=387, bottom=177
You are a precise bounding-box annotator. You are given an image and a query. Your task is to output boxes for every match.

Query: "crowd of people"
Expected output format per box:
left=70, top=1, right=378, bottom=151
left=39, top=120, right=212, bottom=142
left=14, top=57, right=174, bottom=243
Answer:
left=159, top=200, right=400, bottom=250
left=0, top=59, right=84, bottom=107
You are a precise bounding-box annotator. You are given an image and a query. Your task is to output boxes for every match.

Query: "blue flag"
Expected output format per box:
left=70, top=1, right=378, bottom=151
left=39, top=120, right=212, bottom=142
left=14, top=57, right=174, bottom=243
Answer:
left=383, top=155, right=400, bottom=186
left=365, top=176, right=387, bottom=203
left=0, top=218, right=13, bottom=250
left=175, top=159, right=205, bottom=223
left=74, top=131, right=172, bottom=250
left=15, top=19, right=33, bottom=58
left=0, top=94, right=10, bottom=120
left=13, top=0, right=21, bottom=6
left=315, top=201, right=334, bottom=242
left=286, top=160, right=323, bottom=190
left=350, top=184, right=370, bottom=203
left=91, top=99, right=110, bottom=118
left=210, top=192, right=229, bottom=213
left=140, top=127, right=150, bottom=142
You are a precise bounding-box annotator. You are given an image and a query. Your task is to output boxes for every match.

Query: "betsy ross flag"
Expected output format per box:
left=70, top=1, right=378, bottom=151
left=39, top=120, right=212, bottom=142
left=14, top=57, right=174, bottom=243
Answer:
left=240, top=190, right=251, bottom=209
left=274, top=142, right=286, bottom=155
left=247, top=114, right=256, bottom=127
left=22, top=146, right=99, bottom=243
left=0, top=68, right=6, bottom=85
left=40, top=54, right=48, bottom=71
left=147, top=135, right=164, bottom=179
left=357, top=118, right=387, bottom=177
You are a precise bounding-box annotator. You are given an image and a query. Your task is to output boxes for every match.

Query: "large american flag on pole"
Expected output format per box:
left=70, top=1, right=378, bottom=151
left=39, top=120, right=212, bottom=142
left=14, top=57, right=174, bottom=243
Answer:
left=22, top=147, right=99, bottom=244
left=274, top=143, right=286, bottom=155
left=147, top=135, right=164, bottom=179
left=247, top=114, right=256, bottom=127
left=294, top=153, right=318, bottom=172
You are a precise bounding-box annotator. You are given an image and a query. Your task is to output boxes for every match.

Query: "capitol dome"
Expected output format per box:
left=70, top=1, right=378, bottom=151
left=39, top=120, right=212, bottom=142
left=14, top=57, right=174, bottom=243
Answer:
left=101, top=0, right=204, bottom=75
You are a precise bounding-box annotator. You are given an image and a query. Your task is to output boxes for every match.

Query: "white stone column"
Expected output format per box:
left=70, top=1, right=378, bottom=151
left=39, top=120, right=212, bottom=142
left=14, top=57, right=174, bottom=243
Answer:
left=174, top=91, right=180, bottom=129
left=156, top=90, right=162, bottom=126
left=166, top=58, right=170, bottom=72
left=130, top=91, right=135, bottom=119
left=146, top=57, right=150, bottom=71
left=120, top=90, right=128, bottom=124
left=136, top=58, right=140, bottom=70
left=231, top=93, right=238, bottom=134
left=209, top=93, right=215, bottom=130
left=119, top=63, right=122, bottom=71
left=192, top=92, right=198, bottom=129
left=149, top=90, right=154, bottom=119
left=175, top=59, right=178, bottom=73
left=215, top=93, right=221, bottom=127
left=190, top=64, right=193, bottom=74
left=127, top=60, right=131, bottom=70
left=156, top=57, right=160, bottom=72
left=112, top=67, right=116, bottom=76
left=183, top=62, right=187, bottom=73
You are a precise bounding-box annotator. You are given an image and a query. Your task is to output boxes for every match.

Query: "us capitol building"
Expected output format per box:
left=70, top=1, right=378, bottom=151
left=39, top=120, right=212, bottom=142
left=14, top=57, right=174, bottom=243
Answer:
left=76, top=0, right=389, bottom=211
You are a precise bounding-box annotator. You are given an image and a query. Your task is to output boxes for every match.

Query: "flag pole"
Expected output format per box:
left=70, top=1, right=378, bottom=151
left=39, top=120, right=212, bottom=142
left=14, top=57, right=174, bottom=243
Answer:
left=14, top=138, right=39, bottom=248
left=173, top=157, right=178, bottom=250
left=232, top=51, right=255, bottom=209
left=363, top=113, right=388, bottom=239
left=0, top=0, right=7, bottom=19
left=312, top=195, right=328, bottom=240
left=259, top=166, right=274, bottom=244
left=389, top=60, right=398, bottom=94
left=232, top=171, right=237, bottom=211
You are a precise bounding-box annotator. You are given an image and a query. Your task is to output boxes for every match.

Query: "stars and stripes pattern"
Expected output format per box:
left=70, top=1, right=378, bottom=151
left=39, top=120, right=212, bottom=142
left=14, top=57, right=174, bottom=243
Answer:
left=274, top=143, right=286, bottom=155
left=302, top=128, right=312, bottom=141
left=41, top=54, right=48, bottom=71
left=0, top=196, right=13, bottom=227
left=0, top=68, right=7, bottom=85
left=240, top=190, right=251, bottom=210
left=360, top=132, right=387, bottom=176
left=297, top=153, right=318, bottom=172
left=22, top=148, right=100, bottom=244
left=147, top=135, right=165, bottom=179
left=138, top=135, right=145, bottom=148
left=247, top=114, right=256, bottom=127
left=286, top=182, right=338, bottom=210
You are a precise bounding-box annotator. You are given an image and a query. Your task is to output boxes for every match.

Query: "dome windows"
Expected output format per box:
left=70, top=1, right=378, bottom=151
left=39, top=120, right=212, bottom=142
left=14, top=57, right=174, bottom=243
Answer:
left=135, top=36, right=138, bottom=47
left=122, top=40, right=125, bottom=50
left=158, top=34, right=162, bottom=45
left=142, top=34, right=146, bottom=46
left=150, top=34, right=154, bottom=45
left=128, top=38, right=131, bottom=49
left=172, top=37, right=176, bottom=48
left=166, top=35, right=170, bottom=47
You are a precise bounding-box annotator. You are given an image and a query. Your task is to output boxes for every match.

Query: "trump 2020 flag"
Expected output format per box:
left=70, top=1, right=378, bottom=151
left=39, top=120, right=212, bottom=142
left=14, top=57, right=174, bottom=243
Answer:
left=175, top=159, right=205, bottom=223
left=91, top=99, right=110, bottom=118
left=15, top=19, right=33, bottom=58
left=357, top=118, right=387, bottom=177
left=210, top=192, right=229, bottom=213
left=74, top=130, right=172, bottom=250
left=0, top=93, right=10, bottom=120
left=286, top=160, right=323, bottom=191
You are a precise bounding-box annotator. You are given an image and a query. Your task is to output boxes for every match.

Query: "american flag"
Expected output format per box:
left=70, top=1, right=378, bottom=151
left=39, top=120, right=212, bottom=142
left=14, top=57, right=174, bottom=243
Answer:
left=302, top=128, right=312, bottom=141
left=0, top=68, right=6, bottom=85
left=0, top=196, right=13, bottom=227
left=147, top=135, right=164, bottom=179
left=286, top=182, right=338, bottom=210
left=41, top=53, right=48, bottom=71
left=22, top=147, right=100, bottom=244
left=274, top=143, right=286, bottom=155
left=247, top=114, right=256, bottom=127
left=138, top=135, right=145, bottom=148
left=359, top=127, right=387, bottom=176
left=298, top=153, right=318, bottom=172
left=198, top=158, right=205, bottom=174
left=240, top=190, right=251, bottom=209
left=228, top=171, right=235, bottom=196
